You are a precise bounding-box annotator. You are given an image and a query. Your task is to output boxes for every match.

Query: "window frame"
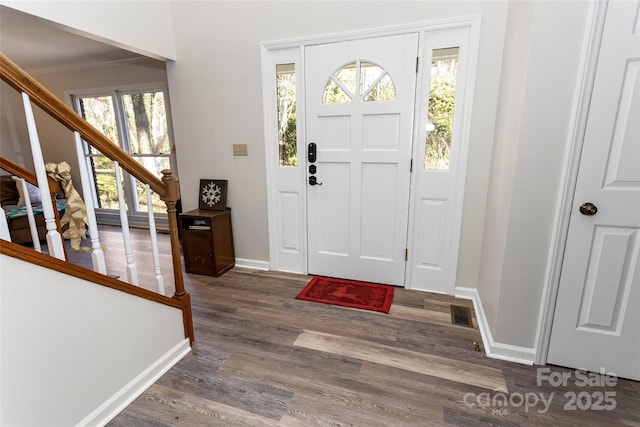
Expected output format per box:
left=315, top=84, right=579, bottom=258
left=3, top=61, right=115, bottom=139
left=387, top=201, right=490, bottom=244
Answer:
left=68, top=82, right=178, bottom=228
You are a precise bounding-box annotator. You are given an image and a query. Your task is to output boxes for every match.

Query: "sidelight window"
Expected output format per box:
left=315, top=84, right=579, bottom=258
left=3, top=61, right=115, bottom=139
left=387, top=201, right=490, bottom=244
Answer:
left=276, top=63, right=297, bottom=167
left=424, top=47, right=460, bottom=170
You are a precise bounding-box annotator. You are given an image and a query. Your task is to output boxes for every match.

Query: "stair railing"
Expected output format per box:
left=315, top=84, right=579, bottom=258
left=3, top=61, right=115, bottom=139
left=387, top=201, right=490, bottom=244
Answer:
left=0, top=52, right=193, bottom=344
left=0, top=156, right=65, bottom=256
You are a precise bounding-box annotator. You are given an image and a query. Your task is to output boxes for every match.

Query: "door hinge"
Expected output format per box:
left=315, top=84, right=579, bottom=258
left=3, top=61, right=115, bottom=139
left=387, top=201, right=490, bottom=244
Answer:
left=410, top=158, right=413, bottom=173
left=405, top=248, right=408, bottom=261
left=416, top=57, right=419, bottom=73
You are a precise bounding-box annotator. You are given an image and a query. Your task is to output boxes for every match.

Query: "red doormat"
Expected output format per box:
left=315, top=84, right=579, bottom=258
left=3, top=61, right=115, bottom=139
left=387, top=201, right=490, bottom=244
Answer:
left=295, top=276, right=394, bottom=314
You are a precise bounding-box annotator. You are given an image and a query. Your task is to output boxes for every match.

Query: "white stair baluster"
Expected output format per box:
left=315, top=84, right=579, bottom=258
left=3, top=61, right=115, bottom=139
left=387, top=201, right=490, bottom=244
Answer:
left=115, top=161, right=138, bottom=284
left=17, top=177, right=42, bottom=252
left=21, top=92, right=64, bottom=260
left=0, top=207, right=11, bottom=241
left=146, top=184, right=165, bottom=295
left=73, top=132, right=106, bottom=274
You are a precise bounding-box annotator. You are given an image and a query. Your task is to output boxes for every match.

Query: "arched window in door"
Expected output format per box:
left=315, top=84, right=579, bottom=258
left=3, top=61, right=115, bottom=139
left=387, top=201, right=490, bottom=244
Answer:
left=322, top=61, right=396, bottom=103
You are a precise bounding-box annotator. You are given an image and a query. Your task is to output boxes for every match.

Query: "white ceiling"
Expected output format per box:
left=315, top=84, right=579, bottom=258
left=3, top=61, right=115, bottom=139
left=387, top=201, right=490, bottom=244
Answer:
left=0, top=6, right=142, bottom=71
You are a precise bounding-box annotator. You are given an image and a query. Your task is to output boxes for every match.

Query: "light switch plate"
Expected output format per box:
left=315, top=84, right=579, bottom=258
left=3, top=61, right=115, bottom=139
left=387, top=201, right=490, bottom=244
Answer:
left=233, top=144, right=248, bottom=156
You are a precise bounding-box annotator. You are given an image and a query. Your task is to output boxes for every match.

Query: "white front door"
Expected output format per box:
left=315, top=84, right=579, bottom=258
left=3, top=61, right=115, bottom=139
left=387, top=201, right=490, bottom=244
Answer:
left=548, top=0, right=640, bottom=380
left=305, top=34, right=418, bottom=286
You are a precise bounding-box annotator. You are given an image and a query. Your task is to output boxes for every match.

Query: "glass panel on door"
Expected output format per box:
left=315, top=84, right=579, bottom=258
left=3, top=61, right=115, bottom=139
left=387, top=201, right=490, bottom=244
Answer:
left=425, top=47, right=460, bottom=170
left=276, top=63, right=297, bottom=167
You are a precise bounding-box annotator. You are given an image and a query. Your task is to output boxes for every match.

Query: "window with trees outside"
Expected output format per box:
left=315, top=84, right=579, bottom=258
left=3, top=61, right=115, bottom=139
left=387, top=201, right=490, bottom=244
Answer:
left=276, top=63, right=297, bottom=167
left=425, top=47, right=459, bottom=170
left=72, top=88, right=175, bottom=216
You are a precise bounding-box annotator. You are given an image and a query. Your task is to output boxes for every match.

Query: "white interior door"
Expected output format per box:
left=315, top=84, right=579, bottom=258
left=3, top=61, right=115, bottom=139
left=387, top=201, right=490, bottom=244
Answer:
left=548, top=0, right=640, bottom=380
left=305, top=34, right=418, bottom=286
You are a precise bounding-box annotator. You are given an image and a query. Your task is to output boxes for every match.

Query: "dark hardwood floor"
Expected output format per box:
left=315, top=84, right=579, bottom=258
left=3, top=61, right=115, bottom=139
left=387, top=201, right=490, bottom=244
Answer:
left=52, top=225, right=639, bottom=425
left=105, top=261, right=640, bottom=426
left=56, top=225, right=177, bottom=296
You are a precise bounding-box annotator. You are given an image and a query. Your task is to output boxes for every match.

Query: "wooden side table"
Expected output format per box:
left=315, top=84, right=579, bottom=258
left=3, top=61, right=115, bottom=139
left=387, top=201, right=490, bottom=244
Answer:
left=179, top=208, right=235, bottom=276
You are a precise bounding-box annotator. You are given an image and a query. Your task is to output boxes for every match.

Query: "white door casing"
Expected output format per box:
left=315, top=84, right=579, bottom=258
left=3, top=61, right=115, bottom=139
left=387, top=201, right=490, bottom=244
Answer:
left=305, top=34, right=419, bottom=286
left=262, top=20, right=479, bottom=292
left=547, top=0, right=640, bottom=380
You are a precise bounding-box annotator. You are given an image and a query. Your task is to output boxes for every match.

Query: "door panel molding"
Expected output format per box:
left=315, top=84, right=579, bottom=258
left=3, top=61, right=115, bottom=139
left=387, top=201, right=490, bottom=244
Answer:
left=306, top=34, right=418, bottom=286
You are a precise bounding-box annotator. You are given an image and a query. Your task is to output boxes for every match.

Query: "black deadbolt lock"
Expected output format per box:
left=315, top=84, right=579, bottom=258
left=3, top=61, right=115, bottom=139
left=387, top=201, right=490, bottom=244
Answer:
left=309, top=165, right=317, bottom=174
left=308, top=142, right=317, bottom=163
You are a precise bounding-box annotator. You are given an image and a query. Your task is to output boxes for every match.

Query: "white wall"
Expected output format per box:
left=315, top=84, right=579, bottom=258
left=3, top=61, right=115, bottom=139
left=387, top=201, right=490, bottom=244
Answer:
left=1, top=0, right=176, bottom=60
left=478, top=0, right=591, bottom=348
left=167, top=0, right=508, bottom=275
left=477, top=0, right=536, bottom=333
left=0, top=254, right=188, bottom=426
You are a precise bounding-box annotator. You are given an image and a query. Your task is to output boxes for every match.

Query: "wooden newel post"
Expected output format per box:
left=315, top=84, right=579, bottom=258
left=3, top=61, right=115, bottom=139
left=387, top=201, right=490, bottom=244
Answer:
left=161, top=169, right=185, bottom=297
left=161, top=169, right=194, bottom=344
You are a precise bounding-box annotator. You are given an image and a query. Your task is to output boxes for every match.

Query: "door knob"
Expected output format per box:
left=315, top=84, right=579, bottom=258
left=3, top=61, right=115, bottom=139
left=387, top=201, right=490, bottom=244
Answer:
left=579, top=202, right=597, bottom=216
left=309, top=176, right=323, bottom=186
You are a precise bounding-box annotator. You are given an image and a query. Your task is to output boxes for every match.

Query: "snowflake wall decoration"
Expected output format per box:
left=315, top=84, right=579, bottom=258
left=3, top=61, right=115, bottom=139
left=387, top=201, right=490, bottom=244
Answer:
left=198, top=179, right=227, bottom=210
left=201, top=182, right=221, bottom=207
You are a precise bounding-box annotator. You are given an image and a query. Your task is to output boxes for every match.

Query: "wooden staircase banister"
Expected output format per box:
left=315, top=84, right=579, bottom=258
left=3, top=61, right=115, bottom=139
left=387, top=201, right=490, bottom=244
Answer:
left=0, top=156, right=61, bottom=195
left=0, top=53, right=168, bottom=199
left=1, top=52, right=193, bottom=344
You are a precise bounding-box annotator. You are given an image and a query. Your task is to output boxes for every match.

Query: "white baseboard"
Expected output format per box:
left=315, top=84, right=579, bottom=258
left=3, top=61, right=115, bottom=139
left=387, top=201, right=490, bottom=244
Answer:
left=234, top=258, right=270, bottom=271
left=455, top=287, right=536, bottom=365
left=77, top=338, right=191, bottom=427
